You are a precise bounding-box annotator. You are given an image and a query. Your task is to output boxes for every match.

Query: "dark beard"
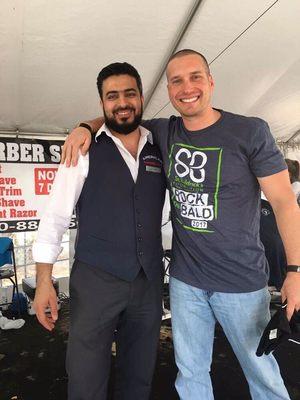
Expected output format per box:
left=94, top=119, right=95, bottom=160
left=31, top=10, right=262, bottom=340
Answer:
left=104, top=106, right=143, bottom=135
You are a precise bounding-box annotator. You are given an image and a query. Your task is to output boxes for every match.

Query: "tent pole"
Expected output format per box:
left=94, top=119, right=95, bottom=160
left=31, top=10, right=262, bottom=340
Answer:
left=286, top=130, right=300, bottom=144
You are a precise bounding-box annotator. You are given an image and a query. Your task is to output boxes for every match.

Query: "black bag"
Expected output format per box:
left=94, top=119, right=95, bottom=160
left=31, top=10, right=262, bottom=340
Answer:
left=256, top=302, right=300, bottom=356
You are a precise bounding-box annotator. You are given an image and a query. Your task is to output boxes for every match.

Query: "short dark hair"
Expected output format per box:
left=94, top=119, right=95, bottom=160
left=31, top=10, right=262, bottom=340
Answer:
left=97, top=62, right=143, bottom=99
left=167, top=49, right=210, bottom=74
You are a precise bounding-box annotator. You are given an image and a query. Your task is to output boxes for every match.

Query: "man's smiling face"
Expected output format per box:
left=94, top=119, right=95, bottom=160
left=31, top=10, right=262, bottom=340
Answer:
left=166, top=54, right=214, bottom=120
left=101, top=74, right=143, bottom=135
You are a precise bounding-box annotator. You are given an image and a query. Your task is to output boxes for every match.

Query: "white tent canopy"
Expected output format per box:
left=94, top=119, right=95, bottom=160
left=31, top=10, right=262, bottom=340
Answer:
left=1, top=0, right=300, bottom=158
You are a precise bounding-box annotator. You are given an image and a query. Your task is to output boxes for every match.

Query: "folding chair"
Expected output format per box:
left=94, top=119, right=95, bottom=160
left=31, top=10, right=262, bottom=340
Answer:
left=0, top=237, right=21, bottom=317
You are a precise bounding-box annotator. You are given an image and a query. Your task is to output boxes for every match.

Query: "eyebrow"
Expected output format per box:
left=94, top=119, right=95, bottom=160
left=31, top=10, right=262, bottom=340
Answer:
left=106, top=88, right=137, bottom=95
left=170, top=70, right=204, bottom=81
left=190, top=70, right=203, bottom=75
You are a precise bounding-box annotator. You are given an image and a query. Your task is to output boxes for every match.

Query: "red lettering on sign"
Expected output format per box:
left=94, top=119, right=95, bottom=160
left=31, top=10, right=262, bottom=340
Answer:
left=34, top=167, right=58, bottom=195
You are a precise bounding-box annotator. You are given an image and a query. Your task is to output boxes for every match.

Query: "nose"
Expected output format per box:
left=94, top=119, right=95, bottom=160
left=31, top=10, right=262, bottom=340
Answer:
left=181, top=78, right=194, bottom=93
left=117, top=94, right=129, bottom=108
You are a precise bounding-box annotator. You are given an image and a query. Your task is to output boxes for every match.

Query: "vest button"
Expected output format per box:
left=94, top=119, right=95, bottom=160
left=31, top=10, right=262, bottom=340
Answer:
left=138, top=237, right=142, bottom=242
left=138, top=251, right=144, bottom=256
left=137, top=223, right=142, bottom=228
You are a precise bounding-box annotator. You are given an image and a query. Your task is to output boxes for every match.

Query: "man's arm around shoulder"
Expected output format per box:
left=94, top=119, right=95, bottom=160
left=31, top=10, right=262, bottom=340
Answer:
left=62, top=116, right=170, bottom=167
left=62, top=117, right=104, bottom=166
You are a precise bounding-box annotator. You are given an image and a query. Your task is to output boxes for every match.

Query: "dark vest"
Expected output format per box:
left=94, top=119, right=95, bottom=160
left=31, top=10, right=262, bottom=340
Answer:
left=74, top=133, right=166, bottom=281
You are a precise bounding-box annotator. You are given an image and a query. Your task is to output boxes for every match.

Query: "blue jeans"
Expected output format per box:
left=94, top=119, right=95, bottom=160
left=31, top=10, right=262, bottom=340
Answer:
left=170, top=277, right=290, bottom=400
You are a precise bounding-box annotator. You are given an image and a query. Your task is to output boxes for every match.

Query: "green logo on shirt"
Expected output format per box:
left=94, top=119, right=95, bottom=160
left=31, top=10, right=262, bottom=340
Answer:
left=168, top=143, right=223, bottom=233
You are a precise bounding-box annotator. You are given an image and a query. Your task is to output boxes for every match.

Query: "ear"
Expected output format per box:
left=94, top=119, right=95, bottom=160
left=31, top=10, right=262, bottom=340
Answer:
left=208, top=74, right=215, bottom=90
left=99, top=98, right=103, bottom=108
left=167, top=83, right=172, bottom=99
left=141, top=95, right=144, bottom=107
left=166, top=72, right=170, bottom=91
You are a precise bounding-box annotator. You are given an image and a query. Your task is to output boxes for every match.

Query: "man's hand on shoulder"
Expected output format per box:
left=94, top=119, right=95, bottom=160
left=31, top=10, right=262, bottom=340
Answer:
left=281, top=272, right=300, bottom=321
left=61, top=117, right=104, bottom=167
left=61, top=125, right=92, bottom=167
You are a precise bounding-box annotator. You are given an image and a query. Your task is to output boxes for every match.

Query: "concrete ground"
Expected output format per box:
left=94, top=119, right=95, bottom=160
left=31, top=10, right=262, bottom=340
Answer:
left=0, top=298, right=299, bottom=400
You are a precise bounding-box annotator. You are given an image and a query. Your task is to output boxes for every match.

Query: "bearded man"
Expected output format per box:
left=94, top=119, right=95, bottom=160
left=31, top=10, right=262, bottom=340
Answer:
left=33, top=62, right=166, bottom=400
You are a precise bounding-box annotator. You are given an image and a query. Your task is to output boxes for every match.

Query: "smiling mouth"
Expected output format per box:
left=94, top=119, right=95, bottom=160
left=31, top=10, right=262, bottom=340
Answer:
left=114, top=109, right=134, bottom=118
left=114, top=109, right=134, bottom=120
left=180, top=96, right=199, bottom=103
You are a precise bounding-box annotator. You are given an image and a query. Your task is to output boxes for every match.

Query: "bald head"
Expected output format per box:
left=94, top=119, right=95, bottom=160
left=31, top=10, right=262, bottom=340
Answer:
left=167, top=49, right=210, bottom=78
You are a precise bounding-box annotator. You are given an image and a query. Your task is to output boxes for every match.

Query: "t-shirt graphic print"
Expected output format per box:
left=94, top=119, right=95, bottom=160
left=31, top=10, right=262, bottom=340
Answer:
left=168, top=143, right=223, bottom=233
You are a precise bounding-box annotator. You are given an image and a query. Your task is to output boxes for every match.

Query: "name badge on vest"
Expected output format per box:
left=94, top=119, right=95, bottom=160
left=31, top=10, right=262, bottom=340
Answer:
left=143, top=155, right=162, bottom=174
left=146, top=165, right=161, bottom=173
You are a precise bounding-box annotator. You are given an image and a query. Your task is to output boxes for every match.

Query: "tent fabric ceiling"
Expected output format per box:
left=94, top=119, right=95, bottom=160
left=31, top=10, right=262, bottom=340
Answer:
left=1, top=0, right=300, bottom=151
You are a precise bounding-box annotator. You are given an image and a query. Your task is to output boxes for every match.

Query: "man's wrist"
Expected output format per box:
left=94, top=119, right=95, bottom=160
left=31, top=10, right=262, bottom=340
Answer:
left=36, top=263, right=53, bottom=284
left=286, top=265, right=300, bottom=273
left=78, top=122, right=93, bottom=134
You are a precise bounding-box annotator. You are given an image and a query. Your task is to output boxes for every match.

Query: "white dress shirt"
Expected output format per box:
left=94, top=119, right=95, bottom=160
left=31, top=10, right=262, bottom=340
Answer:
left=32, top=124, right=153, bottom=264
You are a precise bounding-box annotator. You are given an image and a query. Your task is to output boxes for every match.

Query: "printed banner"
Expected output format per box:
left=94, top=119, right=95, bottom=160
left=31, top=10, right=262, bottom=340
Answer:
left=0, top=137, right=76, bottom=233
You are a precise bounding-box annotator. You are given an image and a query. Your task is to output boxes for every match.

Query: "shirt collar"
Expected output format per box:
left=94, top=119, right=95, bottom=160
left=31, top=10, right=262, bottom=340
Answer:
left=95, top=124, right=153, bottom=145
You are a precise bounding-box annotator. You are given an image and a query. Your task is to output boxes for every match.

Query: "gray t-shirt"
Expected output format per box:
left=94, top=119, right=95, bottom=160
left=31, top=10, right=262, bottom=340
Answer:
left=143, top=110, right=287, bottom=293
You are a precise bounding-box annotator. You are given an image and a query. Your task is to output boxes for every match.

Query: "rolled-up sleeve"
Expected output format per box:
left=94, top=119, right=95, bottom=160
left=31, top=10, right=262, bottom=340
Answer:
left=32, top=154, right=88, bottom=264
